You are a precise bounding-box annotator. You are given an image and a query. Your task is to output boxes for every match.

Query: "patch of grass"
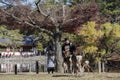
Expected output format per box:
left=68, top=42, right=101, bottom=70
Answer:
left=0, top=72, right=120, bottom=80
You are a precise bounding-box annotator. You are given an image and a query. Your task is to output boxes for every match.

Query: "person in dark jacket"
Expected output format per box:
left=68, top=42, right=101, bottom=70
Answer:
left=62, top=38, right=75, bottom=56
left=62, top=38, right=75, bottom=73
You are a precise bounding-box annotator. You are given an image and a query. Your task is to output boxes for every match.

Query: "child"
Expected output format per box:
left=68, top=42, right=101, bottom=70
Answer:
left=47, top=52, right=56, bottom=74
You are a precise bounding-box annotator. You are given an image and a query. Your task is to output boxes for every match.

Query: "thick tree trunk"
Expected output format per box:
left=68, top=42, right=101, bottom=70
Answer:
left=55, top=39, right=63, bottom=73
left=54, top=27, right=63, bottom=73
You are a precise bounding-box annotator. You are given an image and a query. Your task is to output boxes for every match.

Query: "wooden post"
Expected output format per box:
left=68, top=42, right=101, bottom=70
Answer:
left=0, top=63, right=1, bottom=72
left=98, top=61, right=101, bottom=74
left=36, top=61, right=39, bottom=74
left=8, top=58, right=10, bottom=73
left=102, top=62, right=105, bottom=73
left=29, top=57, right=32, bottom=72
left=15, top=64, right=17, bottom=75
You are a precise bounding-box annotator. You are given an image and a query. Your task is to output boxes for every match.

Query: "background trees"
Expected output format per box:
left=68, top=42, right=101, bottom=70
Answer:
left=0, top=25, right=23, bottom=52
left=76, top=21, right=120, bottom=72
left=99, top=23, right=120, bottom=57
left=96, top=0, right=120, bottom=23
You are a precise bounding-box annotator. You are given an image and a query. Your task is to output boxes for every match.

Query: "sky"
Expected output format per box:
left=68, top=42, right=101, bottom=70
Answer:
left=0, top=0, right=70, bottom=7
left=0, top=0, right=35, bottom=7
left=27, top=0, right=34, bottom=3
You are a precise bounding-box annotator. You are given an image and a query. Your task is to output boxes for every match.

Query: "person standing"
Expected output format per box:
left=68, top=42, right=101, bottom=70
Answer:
left=47, top=52, right=56, bottom=74
left=62, top=38, right=75, bottom=56
left=62, top=38, right=75, bottom=73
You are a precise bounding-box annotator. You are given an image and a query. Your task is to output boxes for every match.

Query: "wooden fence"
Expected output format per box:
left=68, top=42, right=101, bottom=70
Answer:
left=0, top=56, right=47, bottom=73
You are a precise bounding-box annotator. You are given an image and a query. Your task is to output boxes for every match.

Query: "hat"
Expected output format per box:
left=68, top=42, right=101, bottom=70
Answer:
left=64, top=38, right=69, bottom=41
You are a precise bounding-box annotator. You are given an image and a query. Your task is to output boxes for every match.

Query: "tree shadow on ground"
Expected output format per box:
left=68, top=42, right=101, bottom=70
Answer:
left=52, top=75, right=69, bottom=77
left=52, top=74, right=84, bottom=77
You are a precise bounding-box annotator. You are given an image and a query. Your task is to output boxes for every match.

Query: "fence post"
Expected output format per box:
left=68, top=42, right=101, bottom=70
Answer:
left=29, top=57, right=32, bottom=72
left=102, top=62, right=105, bottom=73
left=98, top=61, right=101, bottom=74
left=15, top=64, right=17, bottom=75
left=36, top=61, right=39, bottom=74
left=0, top=63, right=1, bottom=72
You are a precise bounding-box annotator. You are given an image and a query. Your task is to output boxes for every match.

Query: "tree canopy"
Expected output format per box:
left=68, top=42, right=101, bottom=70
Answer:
left=0, top=25, right=23, bottom=47
left=77, top=21, right=120, bottom=61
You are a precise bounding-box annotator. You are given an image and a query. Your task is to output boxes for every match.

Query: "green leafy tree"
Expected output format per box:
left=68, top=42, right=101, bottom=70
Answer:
left=77, top=21, right=120, bottom=73
left=0, top=25, right=23, bottom=51
left=78, top=21, right=103, bottom=54
left=99, top=23, right=120, bottom=57
left=77, top=21, right=104, bottom=73
left=97, top=0, right=120, bottom=23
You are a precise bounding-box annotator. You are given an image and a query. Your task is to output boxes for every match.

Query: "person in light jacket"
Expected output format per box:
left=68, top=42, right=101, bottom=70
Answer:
left=47, top=51, right=56, bottom=74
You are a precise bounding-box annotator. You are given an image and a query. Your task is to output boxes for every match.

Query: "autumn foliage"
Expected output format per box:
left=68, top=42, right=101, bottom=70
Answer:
left=0, top=1, right=108, bottom=34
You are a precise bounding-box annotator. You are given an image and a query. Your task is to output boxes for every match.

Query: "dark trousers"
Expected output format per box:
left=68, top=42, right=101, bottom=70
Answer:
left=47, top=67, right=55, bottom=74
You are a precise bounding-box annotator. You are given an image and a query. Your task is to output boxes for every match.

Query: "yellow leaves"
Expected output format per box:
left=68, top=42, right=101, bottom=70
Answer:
left=78, top=21, right=103, bottom=44
left=77, top=21, right=120, bottom=60
left=102, top=23, right=112, bottom=37
left=82, top=45, right=98, bottom=54
left=97, top=30, right=104, bottom=38
left=95, top=57, right=101, bottom=62
left=98, top=49, right=106, bottom=55
left=77, top=21, right=120, bottom=58
left=77, top=21, right=103, bottom=54
left=102, top=23, right=120, bottom=38
left=111, top=24, right=120, bottom=38
left=37, top=42, right=43, bottom=51
left=79, top=21, right=96, bottom=36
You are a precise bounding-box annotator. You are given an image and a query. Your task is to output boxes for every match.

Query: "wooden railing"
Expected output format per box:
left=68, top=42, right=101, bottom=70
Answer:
left=0, top=56, right=47, bottom=64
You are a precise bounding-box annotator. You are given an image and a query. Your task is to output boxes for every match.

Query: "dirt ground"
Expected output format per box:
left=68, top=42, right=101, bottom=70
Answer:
left=0, top=72, right=120, bottom=80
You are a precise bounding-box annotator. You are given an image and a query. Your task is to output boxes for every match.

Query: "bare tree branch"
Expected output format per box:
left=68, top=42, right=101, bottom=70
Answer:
left=62, top=17, right=78, bottom=25
left=35, top=0, right=47, bottom=17
left=0, top=1, right=12, bottom=6
left=27, top=16, right=36, bottom=25
left=1, top=8, right=54, bottom=36
left=1, top=9, right=23, bottom=22
left=35, top=0, right=59, bottom=27
left=0, top=0, right=13, bottom=8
